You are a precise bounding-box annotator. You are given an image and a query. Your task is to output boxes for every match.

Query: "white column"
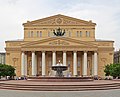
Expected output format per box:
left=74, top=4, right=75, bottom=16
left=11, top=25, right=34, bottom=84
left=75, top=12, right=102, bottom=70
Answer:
left=73, top=51, right=77, bottom=76
left=63, top=51, right=66, bottom=66
left=52, top=51, right=56, bottom=66
left=94, top=52, right=98, bottom=76
left=83, top=51, right=87, bottom=76
left=24, top=54, right=27, bottom=76
left=32, top=51, right=36, bottom=76
left=21, top=52, right=25, bottom=76
left=42, top=51, right=45, bottom=76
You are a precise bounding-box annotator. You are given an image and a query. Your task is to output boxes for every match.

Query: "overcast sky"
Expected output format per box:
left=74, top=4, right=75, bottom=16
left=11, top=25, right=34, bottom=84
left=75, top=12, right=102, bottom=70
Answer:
left=0, top=0, right=120, bottom=52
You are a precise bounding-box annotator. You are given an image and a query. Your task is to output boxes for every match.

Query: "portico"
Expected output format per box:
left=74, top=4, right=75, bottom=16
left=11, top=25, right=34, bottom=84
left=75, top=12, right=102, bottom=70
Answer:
left=21, top=50, right=98, bottom=77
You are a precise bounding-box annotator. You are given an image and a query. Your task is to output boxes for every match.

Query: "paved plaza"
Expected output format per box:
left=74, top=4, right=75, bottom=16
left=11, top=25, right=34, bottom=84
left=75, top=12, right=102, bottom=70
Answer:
left=0, top=89, right=120, bottom=97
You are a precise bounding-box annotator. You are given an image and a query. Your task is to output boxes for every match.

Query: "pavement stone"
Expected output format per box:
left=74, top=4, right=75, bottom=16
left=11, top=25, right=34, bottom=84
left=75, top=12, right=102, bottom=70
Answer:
left=0, top=89, right=120, bottom=97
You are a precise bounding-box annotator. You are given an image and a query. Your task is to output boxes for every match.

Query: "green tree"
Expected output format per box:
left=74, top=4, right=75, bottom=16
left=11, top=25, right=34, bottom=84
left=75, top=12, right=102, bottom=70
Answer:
left=104, top=64, right=110, bottom=76
left=109, top=64, right=117, bottom=78
left=0, top=64, right=16, bottom=79
left=104, top=63, right=120, bottom=78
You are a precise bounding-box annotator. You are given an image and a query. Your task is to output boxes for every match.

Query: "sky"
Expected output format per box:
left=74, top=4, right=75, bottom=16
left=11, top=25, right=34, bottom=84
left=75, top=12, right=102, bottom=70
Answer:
left=0, top=0, right=120, bottom=52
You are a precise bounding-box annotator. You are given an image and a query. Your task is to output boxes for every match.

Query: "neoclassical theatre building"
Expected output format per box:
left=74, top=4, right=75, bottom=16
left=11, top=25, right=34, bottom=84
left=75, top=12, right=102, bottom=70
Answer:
left=5, top=14, right=114, bottom=77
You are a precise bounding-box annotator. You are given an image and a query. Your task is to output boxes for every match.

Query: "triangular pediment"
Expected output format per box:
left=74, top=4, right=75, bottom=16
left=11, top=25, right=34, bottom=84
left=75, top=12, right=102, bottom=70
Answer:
left=23, top=14, right=96, bottom=26
left=21, top=37, right=98, bottom=48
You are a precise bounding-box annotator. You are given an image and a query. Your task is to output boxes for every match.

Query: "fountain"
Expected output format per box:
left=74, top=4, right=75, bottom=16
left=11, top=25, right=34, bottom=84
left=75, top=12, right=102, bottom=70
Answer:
left=52, top=60, right=67, bottom=77
left=28, top=61, right=93, bottom=82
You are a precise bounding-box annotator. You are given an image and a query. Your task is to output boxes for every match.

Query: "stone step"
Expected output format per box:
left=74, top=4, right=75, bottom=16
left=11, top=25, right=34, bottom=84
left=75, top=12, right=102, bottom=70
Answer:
left=0, top=82, right=120, bottom=91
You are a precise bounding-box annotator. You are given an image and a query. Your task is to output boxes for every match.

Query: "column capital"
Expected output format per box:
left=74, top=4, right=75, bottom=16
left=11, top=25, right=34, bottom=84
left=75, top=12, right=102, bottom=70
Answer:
left=31, top=51, right=35, bottom=53
left=52, top=51, right=56, bottom=53
left=21, top=51, right=25, bottom=53
left=83, top=50, right=88, bottom=53
left=24, top=51, right=28, bottom=55
left=94, top=51, right=98, bottom=53
left=63, top=50, right=67, bottom=53
left=41, top=51, right=46, bottom=53
left=73, top=51, right=77, bottom=53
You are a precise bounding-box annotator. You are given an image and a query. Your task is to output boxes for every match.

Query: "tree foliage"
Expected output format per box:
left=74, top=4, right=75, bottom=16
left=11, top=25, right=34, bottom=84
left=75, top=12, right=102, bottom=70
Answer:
left=0, top=64, right=16, bottom=78
left=104, top=64, right=110, bottom=76
left=104, top=63, right=120, bottom=78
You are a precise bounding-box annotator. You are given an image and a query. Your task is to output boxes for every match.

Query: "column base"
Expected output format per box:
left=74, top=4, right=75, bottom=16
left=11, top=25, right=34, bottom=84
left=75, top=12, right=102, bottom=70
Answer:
left=73, top=75, right=78, bottom=77
left=82, top=75, right=88, bottom=77
left=42, top=75, right=46, bottom=77
left=31, top=75, right=37, bottom=77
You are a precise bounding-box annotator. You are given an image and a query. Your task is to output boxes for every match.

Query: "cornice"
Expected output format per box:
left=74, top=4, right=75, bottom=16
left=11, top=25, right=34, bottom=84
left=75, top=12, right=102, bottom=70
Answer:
left=21, top=46, right=97, bottom=52
left=5, top=48, right=21, bottom=51
left=21, top=37, right=98, bottom=48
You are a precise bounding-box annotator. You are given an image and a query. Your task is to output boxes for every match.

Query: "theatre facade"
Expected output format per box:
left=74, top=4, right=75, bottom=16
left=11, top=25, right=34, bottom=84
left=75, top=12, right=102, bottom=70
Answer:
left=5, top=14, right=114, bottom=77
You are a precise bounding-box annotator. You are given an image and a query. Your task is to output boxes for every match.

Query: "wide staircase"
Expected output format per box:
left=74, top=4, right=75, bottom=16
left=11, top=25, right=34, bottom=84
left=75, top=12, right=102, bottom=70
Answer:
left=0, top=80, right=120, bottom=91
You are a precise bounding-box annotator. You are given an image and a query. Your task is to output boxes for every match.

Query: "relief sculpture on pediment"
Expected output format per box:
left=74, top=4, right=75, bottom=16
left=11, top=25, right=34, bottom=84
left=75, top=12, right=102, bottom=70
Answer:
left=56, top=18, right=62, bottom=24
left=38, top=18, right=56, bottom=25
left=63, top=19, right=76, bottom=25
left=37, top=18, right=63, bottom=25
left=34, top=17, right=88, bottom=25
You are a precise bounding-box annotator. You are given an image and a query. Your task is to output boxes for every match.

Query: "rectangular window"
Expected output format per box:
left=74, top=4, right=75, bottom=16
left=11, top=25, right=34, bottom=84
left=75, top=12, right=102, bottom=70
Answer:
left=76, top=31, right=79, bottom=37
left=69, top=32, right=71, bottom=37
left=37, top=31, right=39, bottom=37
left=40, top=31, right=42, bottom=37
left=80, top=31, right=82, bottom=37
left=28, top=31, right=31, bottom=37
left=86, top=31, right=90, bottom=37
left=31, top=31, right=33, bottom=37
left=48, top=32, right=50, bottom=37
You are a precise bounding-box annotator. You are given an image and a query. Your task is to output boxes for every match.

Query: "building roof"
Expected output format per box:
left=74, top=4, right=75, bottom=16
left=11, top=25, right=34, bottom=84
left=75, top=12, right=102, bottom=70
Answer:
left=96, top=39, right=114, bottom=42
left=6, top=39, right=23, bottom=42
left=23, top=14, right=96, bottom=26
